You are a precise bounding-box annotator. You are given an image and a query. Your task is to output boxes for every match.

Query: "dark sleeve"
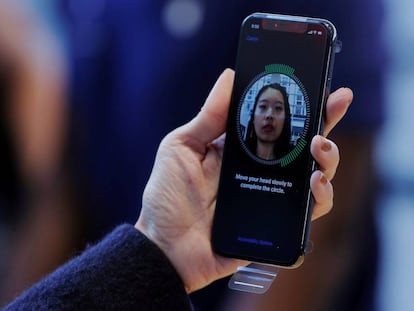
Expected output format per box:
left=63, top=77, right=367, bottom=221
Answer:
left=3, top=224, right=192, bottom=311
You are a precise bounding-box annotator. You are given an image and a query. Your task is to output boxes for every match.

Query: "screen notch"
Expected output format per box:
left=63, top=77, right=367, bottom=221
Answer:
left=261, top=18, right=307, bottom=33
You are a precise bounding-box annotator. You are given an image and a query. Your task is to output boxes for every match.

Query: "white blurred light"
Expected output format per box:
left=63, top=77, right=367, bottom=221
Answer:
left=162, top=0, right=204, bottom=39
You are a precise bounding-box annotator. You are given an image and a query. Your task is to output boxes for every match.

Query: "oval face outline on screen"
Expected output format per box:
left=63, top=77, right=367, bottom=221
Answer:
left=237, top=68, right=310, bottom=166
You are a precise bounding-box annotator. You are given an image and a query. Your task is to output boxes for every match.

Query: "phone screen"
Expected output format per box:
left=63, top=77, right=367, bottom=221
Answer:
left=212, top=14, right=337, bottom=266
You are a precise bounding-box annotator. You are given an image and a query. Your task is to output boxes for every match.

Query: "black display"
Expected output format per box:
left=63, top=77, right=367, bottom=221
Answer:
left=211, top=13, right=338, bottom=267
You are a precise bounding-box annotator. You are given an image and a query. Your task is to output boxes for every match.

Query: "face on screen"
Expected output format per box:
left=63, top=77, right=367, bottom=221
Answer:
left=238, top=73, right=307, bottom=164
left=212, top=14, right=335, bottom=266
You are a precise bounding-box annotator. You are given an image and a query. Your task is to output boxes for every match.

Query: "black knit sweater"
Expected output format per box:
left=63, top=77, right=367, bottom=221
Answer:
left=3, top=224, right=192, bottom=310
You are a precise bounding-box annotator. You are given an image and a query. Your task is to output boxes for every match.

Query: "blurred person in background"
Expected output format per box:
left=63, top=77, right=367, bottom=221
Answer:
left=60, top=0, right=386, bottom=310
left=0, top=1, right=79, bottom=306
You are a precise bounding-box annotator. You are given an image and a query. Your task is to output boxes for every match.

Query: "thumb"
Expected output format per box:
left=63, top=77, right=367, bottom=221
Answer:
left=184, top=69, right=234, bottom=145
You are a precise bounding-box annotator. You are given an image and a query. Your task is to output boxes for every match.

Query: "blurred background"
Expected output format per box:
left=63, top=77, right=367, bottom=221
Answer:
left=0, top=0, right=413, bottom=310
left=375, top=0, right=414, bottom=309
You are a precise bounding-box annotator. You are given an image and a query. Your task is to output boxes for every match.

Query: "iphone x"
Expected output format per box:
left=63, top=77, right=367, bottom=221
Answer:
left=211, top=13, right=339, bottom=267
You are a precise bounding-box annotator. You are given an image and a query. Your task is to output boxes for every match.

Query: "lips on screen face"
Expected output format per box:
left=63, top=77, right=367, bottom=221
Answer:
left=253, top=88, right=286, bottom=143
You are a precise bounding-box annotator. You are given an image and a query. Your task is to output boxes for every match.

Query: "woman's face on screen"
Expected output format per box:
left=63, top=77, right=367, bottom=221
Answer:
left=253, top=87, right=286, bottom=144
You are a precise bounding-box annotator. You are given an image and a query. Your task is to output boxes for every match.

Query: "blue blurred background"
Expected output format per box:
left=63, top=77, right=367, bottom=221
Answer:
left=0, top=0, right=413, bottom=310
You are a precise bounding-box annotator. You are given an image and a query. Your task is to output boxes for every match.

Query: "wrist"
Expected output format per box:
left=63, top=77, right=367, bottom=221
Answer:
left=135, top=219, right=195, bottom=293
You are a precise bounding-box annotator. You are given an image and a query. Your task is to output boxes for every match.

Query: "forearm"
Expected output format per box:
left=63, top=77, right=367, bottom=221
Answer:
left=3, top=224, right=192, bottom=311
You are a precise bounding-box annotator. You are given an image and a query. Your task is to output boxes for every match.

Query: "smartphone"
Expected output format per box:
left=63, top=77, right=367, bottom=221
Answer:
left=211, top=13, right=339, bottom=267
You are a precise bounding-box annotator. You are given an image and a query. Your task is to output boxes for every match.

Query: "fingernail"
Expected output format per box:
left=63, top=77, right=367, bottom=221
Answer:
left=320, top=173, right=328, bottom=185
left=321, top=139, right=332, bottom=152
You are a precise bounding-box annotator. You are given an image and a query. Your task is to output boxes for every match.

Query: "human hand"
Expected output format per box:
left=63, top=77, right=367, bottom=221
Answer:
left=136, top=69, right=352, bottom=293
